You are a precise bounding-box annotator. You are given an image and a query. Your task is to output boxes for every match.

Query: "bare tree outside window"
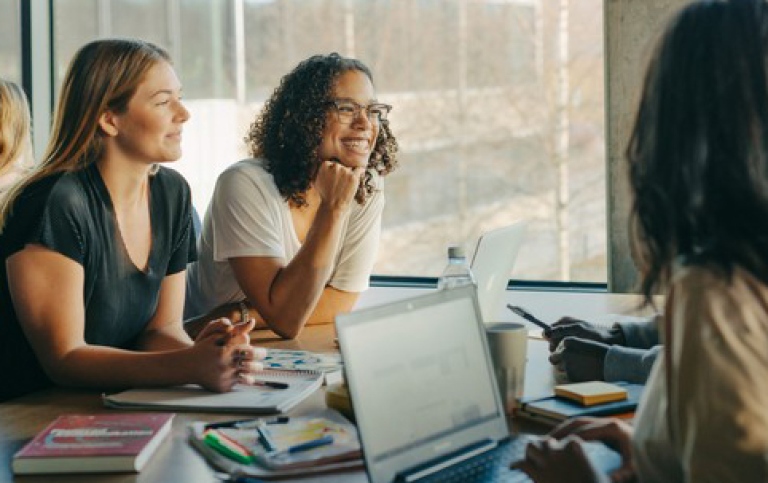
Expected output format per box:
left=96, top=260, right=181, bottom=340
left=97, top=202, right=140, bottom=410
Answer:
left=0, top=0, right=22, bottom=83
left=50, top=0, right=606, bottom=282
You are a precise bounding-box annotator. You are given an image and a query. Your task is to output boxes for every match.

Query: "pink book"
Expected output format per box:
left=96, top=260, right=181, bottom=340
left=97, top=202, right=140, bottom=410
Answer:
left=13, top=413, right=174, bottom=474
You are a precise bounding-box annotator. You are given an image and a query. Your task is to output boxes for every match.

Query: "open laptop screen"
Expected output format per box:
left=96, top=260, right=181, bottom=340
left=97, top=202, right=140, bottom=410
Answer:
left=338, top=286, right=508, bottom=482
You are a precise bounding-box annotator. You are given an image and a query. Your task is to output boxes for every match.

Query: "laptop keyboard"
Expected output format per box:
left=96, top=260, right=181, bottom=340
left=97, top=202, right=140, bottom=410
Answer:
left=415, top=435, right=621, bottom=483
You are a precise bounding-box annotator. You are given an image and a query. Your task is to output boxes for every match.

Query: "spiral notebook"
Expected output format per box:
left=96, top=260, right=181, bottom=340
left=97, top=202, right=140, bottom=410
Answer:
left=103, top=370, right=323, bottom=414
left=262, top=349, right=343, bottom=385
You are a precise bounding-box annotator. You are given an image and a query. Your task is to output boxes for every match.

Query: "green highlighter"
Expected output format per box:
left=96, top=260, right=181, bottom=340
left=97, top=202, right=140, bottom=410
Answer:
left=203, top=429, right=255, bottom=464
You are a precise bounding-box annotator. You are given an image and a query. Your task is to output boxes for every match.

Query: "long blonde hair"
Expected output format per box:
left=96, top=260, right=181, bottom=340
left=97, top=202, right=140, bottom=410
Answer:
left=0, top=38, right=170, bottom=232
left=0, top=79, right=31, bottom=178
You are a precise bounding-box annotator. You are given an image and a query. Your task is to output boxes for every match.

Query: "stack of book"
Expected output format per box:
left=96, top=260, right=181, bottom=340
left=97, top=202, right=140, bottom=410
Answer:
left=516, top=381, right=644, bottom=427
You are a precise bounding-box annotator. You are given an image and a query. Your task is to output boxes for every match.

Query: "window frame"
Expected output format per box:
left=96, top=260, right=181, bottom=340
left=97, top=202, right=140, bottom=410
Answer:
left=17, top=0, right=689, bottom=293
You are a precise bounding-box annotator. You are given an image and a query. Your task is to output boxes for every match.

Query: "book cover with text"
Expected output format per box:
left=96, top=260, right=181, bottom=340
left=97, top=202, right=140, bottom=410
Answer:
left=13, top=413, right=174, bottom=474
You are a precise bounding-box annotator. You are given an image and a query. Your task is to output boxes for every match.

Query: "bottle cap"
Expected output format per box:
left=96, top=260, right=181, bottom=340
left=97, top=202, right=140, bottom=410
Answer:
left=447, top=246, right=466, bottom=259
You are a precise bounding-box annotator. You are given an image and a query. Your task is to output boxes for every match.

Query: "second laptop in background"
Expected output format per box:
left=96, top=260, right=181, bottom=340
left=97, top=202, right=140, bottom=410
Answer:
left=470, top=220, right=527, bottom=323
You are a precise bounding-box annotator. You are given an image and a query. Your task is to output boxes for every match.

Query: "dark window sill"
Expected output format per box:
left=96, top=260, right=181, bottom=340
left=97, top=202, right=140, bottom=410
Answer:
left=369, top=275, right=607, bottom=293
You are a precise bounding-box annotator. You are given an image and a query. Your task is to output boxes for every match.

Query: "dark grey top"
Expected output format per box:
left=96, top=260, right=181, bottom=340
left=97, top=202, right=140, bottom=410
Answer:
left=604, top=316, right=662, bottom=384
left=0, top=164, right=196, bottom=401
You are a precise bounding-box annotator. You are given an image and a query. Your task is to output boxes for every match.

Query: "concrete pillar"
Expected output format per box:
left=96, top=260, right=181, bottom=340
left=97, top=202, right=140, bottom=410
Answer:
left=604, top=0, right=689, bottom=292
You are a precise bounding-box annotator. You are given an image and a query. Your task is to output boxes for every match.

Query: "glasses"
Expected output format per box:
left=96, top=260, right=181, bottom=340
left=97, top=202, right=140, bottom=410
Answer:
left=327, top=99, right=392, bottom=124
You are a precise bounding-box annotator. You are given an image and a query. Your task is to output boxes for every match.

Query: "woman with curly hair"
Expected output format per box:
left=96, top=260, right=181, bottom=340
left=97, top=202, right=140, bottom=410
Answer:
left=185, top=53, right=398, bottom=339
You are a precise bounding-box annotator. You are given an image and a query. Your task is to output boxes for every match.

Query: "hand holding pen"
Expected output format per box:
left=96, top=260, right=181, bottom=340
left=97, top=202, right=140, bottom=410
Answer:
left=507, top=304, right=552, bottom=336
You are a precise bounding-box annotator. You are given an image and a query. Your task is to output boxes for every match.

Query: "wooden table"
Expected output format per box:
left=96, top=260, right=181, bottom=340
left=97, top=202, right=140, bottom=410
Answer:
left=0, top=288, right=652, bottom=482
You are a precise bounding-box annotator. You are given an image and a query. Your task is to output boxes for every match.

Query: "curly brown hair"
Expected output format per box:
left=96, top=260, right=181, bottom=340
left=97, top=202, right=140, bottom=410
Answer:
left=244, top=53, right=398, bottom=207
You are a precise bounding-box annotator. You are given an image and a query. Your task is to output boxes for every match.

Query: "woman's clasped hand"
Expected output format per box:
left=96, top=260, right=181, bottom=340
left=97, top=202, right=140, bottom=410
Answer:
left=191, top=318, right=266, bottom=392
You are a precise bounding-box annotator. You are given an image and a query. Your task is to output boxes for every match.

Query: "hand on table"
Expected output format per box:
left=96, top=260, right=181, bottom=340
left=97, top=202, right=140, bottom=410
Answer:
left=191, top=318, right=267, bottom=392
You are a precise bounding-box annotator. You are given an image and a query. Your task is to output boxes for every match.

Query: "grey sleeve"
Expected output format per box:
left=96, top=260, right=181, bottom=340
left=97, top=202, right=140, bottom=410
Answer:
left=603, top=344, right=662, bottom=384
left=615, top=315, right=661, bottom=349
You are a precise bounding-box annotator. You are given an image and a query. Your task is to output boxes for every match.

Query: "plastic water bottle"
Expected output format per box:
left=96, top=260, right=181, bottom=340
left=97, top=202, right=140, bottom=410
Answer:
left=436, top=245, right=477, bottom=290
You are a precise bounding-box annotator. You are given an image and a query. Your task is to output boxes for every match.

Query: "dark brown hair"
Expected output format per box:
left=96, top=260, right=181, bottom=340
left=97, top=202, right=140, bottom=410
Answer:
left=628, top=0, right=768, bottom=301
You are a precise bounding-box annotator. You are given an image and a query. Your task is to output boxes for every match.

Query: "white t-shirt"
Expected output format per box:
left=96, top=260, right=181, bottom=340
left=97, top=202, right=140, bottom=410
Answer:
left=184, top=158, right=384, bottom=318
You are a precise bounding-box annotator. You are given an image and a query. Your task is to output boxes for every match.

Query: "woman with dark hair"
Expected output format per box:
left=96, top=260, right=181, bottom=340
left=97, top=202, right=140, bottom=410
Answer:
left=513, top=1, right=768, bottom=481
left=185, top=53, right=399, bottom=339
left=0, top=39, right=263, bottom=402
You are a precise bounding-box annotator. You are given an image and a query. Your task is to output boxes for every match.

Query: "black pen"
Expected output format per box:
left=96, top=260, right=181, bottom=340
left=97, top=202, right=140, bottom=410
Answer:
left=204, top=416, right=289, bottom=430
left=254, top=380, right=289, bottom=390
left=507, top=304, right=552, bottom=332
left=204, top=418, right=257, bottom=430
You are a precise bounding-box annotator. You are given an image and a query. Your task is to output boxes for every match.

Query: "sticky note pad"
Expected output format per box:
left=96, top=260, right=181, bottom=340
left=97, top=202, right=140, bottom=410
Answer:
left=554, top=381, right=628, bottom=406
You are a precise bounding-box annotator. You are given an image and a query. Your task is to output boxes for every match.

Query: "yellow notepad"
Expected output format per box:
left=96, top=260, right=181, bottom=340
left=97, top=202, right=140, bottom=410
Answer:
left=554, top=381, right=628, bottom=406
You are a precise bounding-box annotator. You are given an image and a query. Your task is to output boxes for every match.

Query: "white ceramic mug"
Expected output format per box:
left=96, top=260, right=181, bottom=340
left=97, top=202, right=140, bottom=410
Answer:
left=486, top=322, right=528, bottom=413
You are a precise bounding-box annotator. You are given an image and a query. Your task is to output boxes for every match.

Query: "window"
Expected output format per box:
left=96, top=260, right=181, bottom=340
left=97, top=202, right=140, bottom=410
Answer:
left=0, top=0, right=22, bottom=82
left=52, top=0, right=606, bottom=283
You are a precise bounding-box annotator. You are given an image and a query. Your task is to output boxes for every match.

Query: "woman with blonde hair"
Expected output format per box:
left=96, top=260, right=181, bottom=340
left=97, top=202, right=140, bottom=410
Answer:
left=0, top=38, right=264, bottom=402
left=0, top=78, right=32, bottom=199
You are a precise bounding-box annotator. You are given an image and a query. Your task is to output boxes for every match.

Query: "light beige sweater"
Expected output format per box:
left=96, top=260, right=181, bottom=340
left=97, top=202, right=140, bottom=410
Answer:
left=633, top=265, right=768, bottom=482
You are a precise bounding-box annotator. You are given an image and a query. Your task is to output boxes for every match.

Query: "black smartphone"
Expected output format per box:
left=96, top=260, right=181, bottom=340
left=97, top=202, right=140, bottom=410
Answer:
left=506, top=304, right=552, bottom=332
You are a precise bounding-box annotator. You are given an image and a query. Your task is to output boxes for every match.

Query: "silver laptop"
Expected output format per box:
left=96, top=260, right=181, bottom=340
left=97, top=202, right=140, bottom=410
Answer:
left=352, top=221, right=527, bottom=320
left=470, top=220, right=527, bottom=324
left=336, top=285, right=621, bottom=483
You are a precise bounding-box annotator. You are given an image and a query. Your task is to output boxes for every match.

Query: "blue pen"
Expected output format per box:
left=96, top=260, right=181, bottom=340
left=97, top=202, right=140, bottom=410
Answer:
left=232, top=477, right=266, bottom=483
left=255, top=422, right=279, bottom=452
left=285, top=434, right=334, bottom=453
